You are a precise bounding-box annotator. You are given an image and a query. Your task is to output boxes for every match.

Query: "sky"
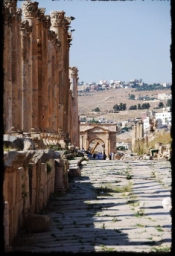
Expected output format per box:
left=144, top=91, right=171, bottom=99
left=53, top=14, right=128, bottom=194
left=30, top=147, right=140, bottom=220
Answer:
left=17, top=0, right=172, bottom=84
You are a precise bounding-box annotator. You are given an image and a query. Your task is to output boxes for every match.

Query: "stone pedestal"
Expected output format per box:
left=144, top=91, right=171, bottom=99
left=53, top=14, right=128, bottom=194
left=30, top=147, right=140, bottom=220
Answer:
left=55, top=160, right=66, bottom=192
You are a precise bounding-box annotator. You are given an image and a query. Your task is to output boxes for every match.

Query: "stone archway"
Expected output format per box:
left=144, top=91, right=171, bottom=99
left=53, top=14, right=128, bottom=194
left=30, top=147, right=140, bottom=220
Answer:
left=80, top=124, right=117, bottom=157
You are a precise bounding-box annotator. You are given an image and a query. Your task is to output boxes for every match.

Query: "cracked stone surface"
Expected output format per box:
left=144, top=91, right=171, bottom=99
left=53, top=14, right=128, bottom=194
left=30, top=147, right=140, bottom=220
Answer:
left=13, top=159, right=172, bottom=253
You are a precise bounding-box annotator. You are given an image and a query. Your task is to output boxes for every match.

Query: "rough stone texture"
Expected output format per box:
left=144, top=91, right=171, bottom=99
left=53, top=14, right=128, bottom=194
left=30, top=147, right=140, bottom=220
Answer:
left=3, top=0, right=79, bottom=150
left=23, top=214, right=51, bottom=233
left=13, top=159, right=171, bottom=253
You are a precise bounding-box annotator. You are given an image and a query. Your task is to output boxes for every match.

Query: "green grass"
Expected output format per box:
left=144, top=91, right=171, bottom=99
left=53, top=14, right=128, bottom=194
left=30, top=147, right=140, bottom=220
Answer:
left=136, top=223, right=146, bottom=228
left=95, top=182, right=132, bottom=195
left=155, top=225, right=163, bottom=232
left=134, top=209, right=145, bottom=217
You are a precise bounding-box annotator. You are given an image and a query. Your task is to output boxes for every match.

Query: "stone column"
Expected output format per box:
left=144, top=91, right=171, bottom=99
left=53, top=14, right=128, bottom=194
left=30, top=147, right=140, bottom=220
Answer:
left=3, top=4, right=12, bottom=133
left=69, top=67, right=79, bottom=147
left=36, top=8, right=46, bottom=131
left=20, top=20, right=32, bottom=134
left=16, top=8, right=22, bottom=132
left=22, top=1, right=39, bottom=134
left=42, top=15, right=50, bottom=131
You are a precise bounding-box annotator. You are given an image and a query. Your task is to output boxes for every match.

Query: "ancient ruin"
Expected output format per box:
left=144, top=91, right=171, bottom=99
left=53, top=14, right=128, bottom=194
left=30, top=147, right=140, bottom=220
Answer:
left=80, top=124, right=117, bottom=156
left=3, top=0, right=79, bottom=147
left=3, top=0, right=80, bottom=249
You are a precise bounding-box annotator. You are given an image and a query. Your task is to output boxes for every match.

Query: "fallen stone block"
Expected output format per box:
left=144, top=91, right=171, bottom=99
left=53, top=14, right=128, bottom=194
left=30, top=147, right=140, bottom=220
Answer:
left=23, top=214, right=51, bottom=233
left=69, top=166, right=81, bottom=177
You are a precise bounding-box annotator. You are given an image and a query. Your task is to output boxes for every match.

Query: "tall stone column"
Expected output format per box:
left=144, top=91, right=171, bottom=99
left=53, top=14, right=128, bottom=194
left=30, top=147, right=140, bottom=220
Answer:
left=10, top=1, right=19, bottom=134
left=42, top=15, right=51, bottom=131
left=20, top=20, right=32, bottom=134
left=16, top=8, right=22, bottom=132
left=36, top=8, right=46, bottom=131
left=3, top=4, right=12, bottom=133
left=50, top=11, right=64, bottom=134
left=22, top=1, right=39, bottom=134
left=69, top=67, right=79, bottom=147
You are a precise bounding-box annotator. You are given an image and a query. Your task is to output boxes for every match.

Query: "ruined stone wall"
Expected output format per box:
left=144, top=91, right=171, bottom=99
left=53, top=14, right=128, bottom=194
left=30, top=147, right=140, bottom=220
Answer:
left=3, top=0, right=79, bottom=147
left=3, top=150, right=55, bottom=244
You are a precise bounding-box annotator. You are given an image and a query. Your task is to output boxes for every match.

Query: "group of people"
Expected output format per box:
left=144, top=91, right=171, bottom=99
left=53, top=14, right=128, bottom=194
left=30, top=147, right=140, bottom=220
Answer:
left=92, top=152, right=107, bottom=160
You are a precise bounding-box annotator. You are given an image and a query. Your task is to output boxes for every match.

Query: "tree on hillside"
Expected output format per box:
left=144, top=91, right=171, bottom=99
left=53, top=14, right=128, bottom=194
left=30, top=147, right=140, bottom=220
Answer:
left=158, top=102, right=164, bottom=108
left=166, top=99, right=172, bottom=108
left=142, top=103, right=150, bottom=109
left=113, top=103, right=127, bottom=111
left=129, top=105, right=137, bottom=110
left=129, top=94, right=135, bottom=100
left=92, top=107, right=100, bottom=112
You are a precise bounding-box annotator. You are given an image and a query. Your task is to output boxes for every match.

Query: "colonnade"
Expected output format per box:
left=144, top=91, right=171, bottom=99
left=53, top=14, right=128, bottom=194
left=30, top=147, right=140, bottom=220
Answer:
left=3, top=0, right=79, bottom=147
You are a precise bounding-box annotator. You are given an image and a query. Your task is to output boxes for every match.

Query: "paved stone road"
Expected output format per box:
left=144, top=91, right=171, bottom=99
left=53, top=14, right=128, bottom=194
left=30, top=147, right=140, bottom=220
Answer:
left=13, top=159, right=171, bottom=253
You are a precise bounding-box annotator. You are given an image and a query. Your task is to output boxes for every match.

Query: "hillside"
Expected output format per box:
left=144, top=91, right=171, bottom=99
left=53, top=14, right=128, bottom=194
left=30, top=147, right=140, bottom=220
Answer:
left=78, top=87, right=171, bottom=122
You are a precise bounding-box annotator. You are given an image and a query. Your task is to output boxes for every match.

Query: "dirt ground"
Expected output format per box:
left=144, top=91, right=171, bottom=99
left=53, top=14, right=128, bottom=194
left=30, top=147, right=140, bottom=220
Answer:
left=78, top=88, right=171, bottom=122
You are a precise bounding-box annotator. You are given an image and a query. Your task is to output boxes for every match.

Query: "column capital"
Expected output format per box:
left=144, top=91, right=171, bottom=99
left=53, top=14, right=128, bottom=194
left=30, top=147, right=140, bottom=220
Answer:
left=16, top=8, right=22, bottom=23
left=37, top=8, right=46, bottom=23
left=43, top=15, right=51, bottom=29
left=20, top=20, right=32, bottom=34
left=69, top=66, right=78, bottom=78
left=50, top=11, right=65, bottom=28
left=3, top=0, right=17, bottom=14
left=22, top=1, right=38, bottom=18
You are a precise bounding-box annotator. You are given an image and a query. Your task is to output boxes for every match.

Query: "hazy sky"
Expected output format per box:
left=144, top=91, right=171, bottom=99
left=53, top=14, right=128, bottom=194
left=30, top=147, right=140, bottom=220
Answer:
left=17, top=0, right=171, bottom=84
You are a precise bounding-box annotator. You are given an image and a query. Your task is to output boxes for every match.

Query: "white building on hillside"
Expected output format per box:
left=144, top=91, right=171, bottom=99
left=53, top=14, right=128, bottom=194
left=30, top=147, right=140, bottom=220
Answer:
left=154, top=111, right=171, bottom=127
left=157, top=93, right=172, bottom=100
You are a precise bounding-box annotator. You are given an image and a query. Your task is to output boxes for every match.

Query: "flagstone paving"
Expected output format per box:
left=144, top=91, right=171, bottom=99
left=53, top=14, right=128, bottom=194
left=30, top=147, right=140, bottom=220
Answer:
left=13, top=159, right=172, bottom=253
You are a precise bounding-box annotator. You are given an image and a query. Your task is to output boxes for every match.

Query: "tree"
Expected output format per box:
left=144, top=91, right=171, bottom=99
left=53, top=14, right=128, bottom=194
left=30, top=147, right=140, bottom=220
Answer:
left=158, top=102, right=164, bottom=108
left=113, top=104, right=119, bottom=111
left=93, top=107, right=100, bottom=112
left=142, top=103, right=150, bottom=109
left=113, top=103, right=127, bottom=111
left=129, top=94, right=135, bottom=100
left=138, top=103, right=142, bottom=109
left=129, top=105, right=137, bottom=110
left=166, top=99, right=172, bottom=107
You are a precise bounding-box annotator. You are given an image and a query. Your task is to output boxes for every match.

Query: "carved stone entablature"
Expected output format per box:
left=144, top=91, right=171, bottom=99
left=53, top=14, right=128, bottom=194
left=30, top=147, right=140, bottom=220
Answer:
left=22, top=1, right=38, bottom=18
left=50, top=11, right=65, bottom=28
left=43, top=15, right=51, bottom=29
left=20, top=20, right=32, bottom=34
left=16, top=8, right=22, bottom=23
left=37, top=8, right=46, bottom=23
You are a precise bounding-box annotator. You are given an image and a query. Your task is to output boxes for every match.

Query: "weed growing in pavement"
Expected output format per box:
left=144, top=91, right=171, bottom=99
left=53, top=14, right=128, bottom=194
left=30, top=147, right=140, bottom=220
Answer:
left=155, top=225, right=163, bottom=232
left=112, top=217, right=118, bottom=222
left=136, top=223, right=146, bottom=228
left=102, top=223, right=106, bottom=229
left=95, top=182, right=132, bottom=195
left=134, top=209, right=145, bottom=217
left=151, top=246, right=170, bottom=252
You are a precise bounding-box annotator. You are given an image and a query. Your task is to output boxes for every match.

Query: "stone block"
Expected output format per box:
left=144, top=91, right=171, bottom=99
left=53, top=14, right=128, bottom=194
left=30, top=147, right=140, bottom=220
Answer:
left=69, top=166, right=81, bottom=177
left=23, top=214, right=51, bottom=233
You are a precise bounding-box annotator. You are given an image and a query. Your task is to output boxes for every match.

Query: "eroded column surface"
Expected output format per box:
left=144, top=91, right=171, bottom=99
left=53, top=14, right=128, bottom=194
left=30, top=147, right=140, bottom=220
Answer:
left=20, top=20, right=32, bottom=134
left=3, top=2, right=13, bottom=133
left=41, top=15, right=50, bottom=131
left=69, top=67, right=79, bottom=147
left=22, top=1, right=39, bottom=134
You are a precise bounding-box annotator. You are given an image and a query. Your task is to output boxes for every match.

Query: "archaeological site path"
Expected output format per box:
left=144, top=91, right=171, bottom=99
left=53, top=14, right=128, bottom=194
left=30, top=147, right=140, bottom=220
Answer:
left=13, top=159, right=171, bottom=253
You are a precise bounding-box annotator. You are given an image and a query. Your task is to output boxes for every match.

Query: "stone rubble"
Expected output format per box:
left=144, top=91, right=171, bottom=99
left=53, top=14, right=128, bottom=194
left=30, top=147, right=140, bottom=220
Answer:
left=13, top=159, right=171, bottom=253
